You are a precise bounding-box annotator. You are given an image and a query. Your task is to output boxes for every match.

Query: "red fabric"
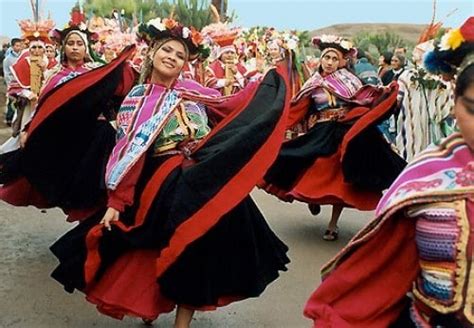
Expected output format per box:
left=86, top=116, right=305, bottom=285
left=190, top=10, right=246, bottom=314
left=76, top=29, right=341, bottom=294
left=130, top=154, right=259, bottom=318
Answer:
left=287, top=96, right=311, bottom=128
left=11, top=56, right=31, bottom=88
left=289, top=151, right=381, bottom=210
left=304, top=213, right=419, bottom=327
left=460, top=17, right=474, bottom=42
left=0, top=177, right=50, bottom=208
left=207, top=60, right=247, bottom=79
left=114, top=62, right=137, bottom=97
left=86, top=249, right=175, bottom=321
left=47, top=58, right=58, bottom=69
left=27, top=46, right=136, bottom=136
left=85, top=249, right=245, bottom=320
left=201, top=81, right=259, bottom=124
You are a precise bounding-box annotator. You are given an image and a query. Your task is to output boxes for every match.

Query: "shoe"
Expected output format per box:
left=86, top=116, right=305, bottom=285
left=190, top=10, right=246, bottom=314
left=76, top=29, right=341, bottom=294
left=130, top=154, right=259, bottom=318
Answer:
left=323, top=227, right=339, bottom=241
left=308, top=204, right=321, bottom=216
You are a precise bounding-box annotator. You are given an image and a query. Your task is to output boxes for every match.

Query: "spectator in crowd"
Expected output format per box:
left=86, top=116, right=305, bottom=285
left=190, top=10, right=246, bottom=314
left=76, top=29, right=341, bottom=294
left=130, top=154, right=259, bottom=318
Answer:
left=354, top=49, right=381, bottom=85
left=2, top=38, right=23, bottom=126
left=377, top=51, right=392, bottom=80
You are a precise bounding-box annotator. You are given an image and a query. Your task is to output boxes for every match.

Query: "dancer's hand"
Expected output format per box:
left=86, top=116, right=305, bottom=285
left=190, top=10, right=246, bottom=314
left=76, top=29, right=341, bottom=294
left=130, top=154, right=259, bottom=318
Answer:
left=100, top=207, right=120, bottom=231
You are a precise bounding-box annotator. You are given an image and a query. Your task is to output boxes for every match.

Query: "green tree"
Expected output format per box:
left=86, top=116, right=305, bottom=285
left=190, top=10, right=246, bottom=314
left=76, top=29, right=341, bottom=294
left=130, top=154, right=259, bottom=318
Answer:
left=82, top=0, right=234, bottom=30
left=353, top=31, right=411, bottom=54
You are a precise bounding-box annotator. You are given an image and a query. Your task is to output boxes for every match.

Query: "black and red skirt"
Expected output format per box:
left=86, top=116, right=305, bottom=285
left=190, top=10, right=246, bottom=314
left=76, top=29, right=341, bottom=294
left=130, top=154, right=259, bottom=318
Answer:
left=50, top=69, right=291, bottom=321
left=260, top=87, right=406, bottom=210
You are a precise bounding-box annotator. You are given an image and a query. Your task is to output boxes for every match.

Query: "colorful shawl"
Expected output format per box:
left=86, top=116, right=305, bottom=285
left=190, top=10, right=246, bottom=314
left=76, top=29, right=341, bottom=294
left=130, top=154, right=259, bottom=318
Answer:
left=304, top=132, right=474, bottom=328
left=40, top=62, right=102, bottom=97
left=106, top=79, right=221, bottom=189
left=293, top=68, right=382, bottom=105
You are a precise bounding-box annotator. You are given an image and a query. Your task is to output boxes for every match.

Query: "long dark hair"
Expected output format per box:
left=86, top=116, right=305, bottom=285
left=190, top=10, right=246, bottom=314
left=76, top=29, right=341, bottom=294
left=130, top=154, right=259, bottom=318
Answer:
left=455, top=63, right=474, bottom=99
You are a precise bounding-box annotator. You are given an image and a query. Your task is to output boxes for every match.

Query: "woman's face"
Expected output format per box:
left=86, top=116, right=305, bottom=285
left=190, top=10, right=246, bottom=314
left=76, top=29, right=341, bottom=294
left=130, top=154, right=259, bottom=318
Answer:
left=45, top=45, right=56, bottom=58
left=268, top=43, right=281, bottom=60
left=152, top=39, right=187, bottom=80
left=455, top=83, right=474, bottom=150
left=378, top=55, right=385, bottom=66
left=391, top=56, right=402, bottom=70
left=64, top=33, right=86, bottom=63
left=320, top=50, right=340, bottom=75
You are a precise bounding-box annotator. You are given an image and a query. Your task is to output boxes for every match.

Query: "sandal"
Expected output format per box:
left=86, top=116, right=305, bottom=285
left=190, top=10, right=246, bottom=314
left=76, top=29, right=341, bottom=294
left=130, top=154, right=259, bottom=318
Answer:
left=308, top=204, right=321, bottom=216
left=323, top=227, right=339, bottom=241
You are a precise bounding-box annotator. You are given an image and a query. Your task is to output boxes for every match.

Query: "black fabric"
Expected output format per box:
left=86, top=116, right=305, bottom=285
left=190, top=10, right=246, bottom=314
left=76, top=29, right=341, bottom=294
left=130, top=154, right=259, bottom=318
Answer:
left=0, top=149, right=22, bottom=184
left=342, top=126, right=406, bottom=191
left=51, top=70, right=290, bottom=306
left=390, top=300, right=466, bottom=328
left=389, top=301, right=416, bottom=328
left=158, top=196, right=289, bottom=305
left=263, top=121, right=349, bottom=190
left=17, top=64, right=125, bottom=210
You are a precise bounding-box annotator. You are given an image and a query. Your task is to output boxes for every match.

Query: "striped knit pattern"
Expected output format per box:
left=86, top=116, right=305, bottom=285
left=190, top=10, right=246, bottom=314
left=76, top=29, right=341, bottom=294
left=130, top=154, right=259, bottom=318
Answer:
left=413, top=206, right=458, bottom=301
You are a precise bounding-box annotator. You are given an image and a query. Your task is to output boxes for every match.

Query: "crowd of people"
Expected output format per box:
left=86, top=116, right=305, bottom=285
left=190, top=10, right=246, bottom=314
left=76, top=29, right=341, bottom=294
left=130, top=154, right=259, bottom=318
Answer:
left=0, top=3, right=472, bottom=327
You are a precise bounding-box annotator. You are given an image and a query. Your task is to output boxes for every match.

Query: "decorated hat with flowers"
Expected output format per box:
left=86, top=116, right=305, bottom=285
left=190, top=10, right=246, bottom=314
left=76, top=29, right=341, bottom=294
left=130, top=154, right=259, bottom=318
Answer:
left=201, top=21, right=241, bottom=59
left=52, top=5, right=99, bottom=45
left=423, top=16, right=474, bottom=75
left=312, top=34, right=356, bottom=59
left=265, top=29, right=300, bottom=52
left=137, top=17, right=207, bottom=60
left=18, top=18, right=55, bottom=47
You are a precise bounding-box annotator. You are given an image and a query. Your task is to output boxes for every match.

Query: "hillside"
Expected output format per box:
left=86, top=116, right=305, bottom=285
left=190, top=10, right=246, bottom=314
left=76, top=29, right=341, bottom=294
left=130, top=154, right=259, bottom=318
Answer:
left=310, top=23, right=428, bottom=45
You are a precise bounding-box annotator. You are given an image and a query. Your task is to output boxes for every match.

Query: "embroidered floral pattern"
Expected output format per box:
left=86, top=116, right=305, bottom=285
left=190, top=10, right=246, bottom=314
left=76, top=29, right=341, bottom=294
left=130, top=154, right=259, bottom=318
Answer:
left=399, top=179, right=443, bottom=193
left=455, top=162, right=474, bottom=187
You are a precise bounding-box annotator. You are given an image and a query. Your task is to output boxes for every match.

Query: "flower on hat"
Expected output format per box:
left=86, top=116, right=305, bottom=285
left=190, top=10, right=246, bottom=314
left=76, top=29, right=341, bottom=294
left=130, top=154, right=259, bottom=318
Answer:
left=320, top=34, right=339, bottom=44
left=182, top=26, right=190, bottom=39
left=191, top=27, right=204, bottom=46
left=138, top=18, right=208, bottom=60
left=283, top=33, right=299, bottom=50
left=439, top=28, right=465, bottom=51
left=340, top=40, right=353, bottom=51
left=148, top=17, right=166, bottom=32
left=163, top=18, right=177, bottom=30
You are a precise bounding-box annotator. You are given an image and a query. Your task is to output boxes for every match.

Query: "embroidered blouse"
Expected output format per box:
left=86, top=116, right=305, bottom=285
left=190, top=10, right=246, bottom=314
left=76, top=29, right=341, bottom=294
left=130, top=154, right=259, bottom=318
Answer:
left=152, top=100, right=211, bottom=155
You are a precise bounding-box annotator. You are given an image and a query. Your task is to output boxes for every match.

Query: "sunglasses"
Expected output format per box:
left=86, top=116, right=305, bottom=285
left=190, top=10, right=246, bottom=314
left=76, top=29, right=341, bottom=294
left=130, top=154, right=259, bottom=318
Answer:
left=30, top=45, right=43, bottom=49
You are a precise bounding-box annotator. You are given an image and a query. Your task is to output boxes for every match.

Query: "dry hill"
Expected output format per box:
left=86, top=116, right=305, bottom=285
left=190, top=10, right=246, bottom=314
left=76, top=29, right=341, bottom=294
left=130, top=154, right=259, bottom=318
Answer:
left=310, top=23, right=428, bottom=44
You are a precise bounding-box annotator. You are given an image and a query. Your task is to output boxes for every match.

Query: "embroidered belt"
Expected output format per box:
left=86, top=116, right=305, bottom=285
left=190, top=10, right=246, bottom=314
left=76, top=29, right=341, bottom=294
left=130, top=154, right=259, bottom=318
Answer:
left=153, top=139, right=200, bottom=158
left=307, top=107, right=349, bottom=129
